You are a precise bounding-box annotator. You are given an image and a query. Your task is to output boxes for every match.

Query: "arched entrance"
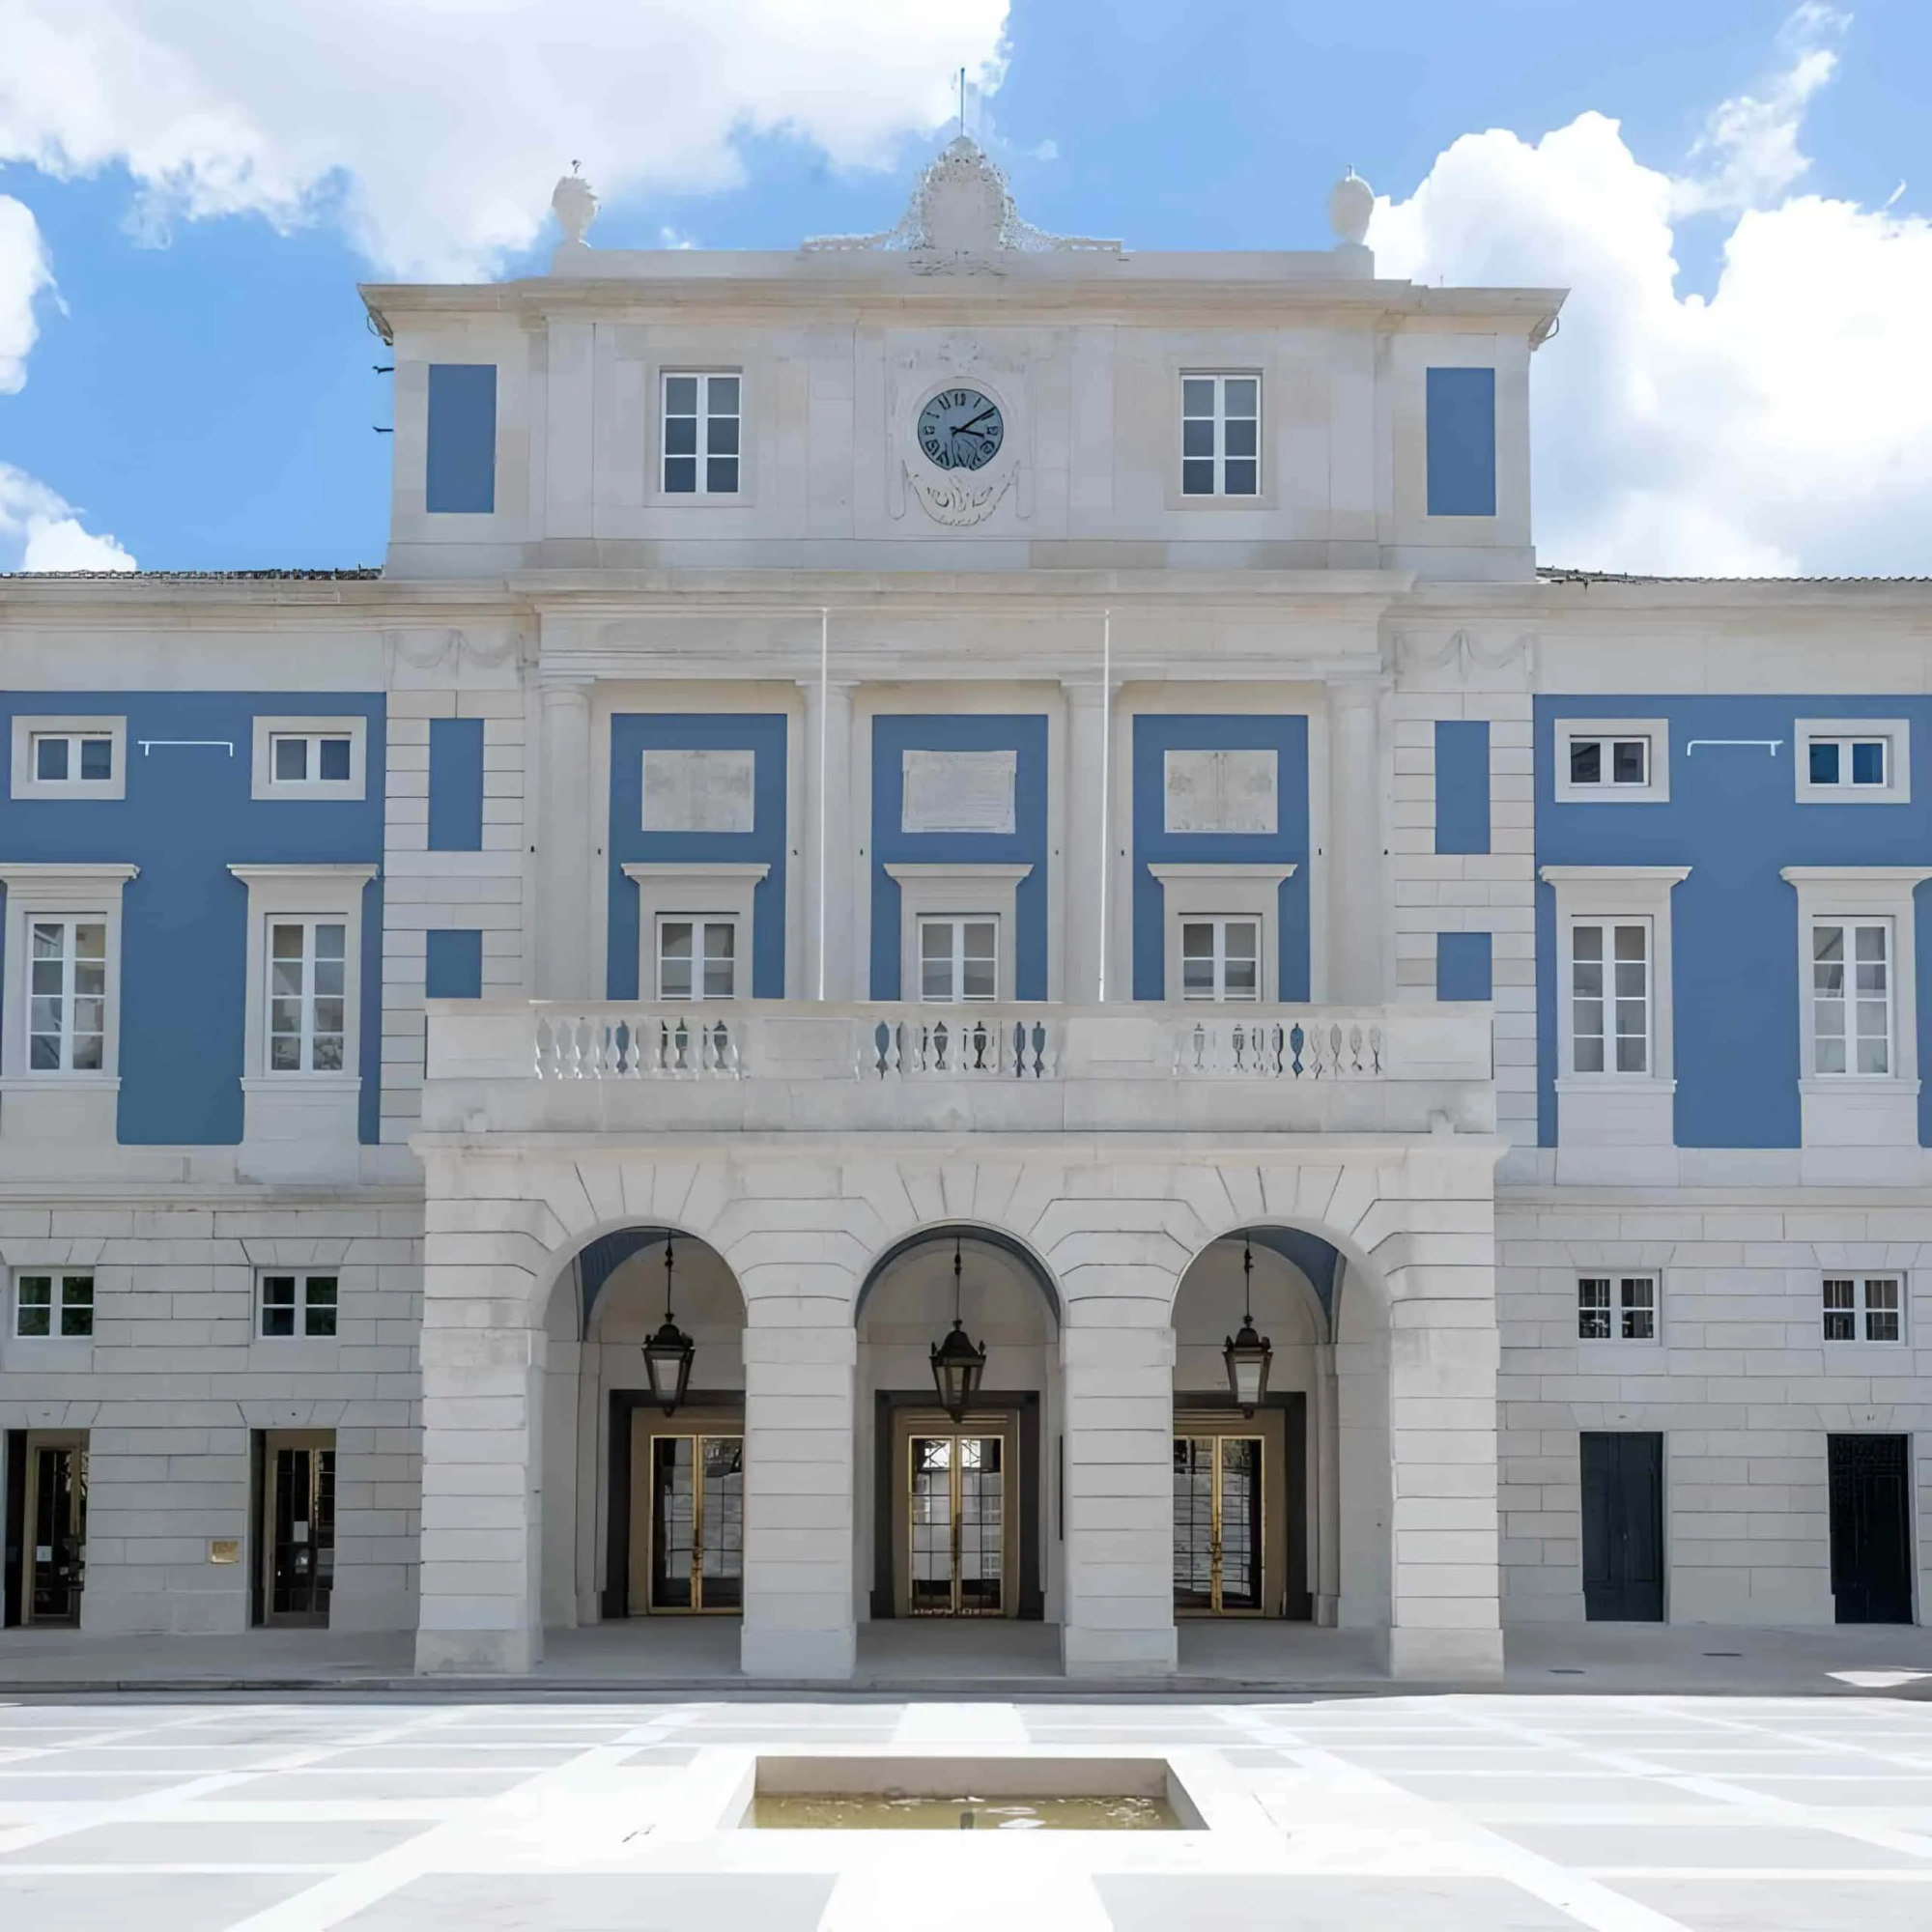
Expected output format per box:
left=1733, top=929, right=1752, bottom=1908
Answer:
left=854, top=1224, right=1062, bottom=1665
left=535, top=1224, right=748, bottom=1666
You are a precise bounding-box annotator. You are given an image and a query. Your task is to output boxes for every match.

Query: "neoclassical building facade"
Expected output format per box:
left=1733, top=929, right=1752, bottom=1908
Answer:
left=2, top=142, right=1927, bottom=1679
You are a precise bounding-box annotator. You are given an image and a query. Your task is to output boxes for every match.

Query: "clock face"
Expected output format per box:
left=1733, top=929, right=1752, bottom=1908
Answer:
left=917, top=387, right=1005, bottom=472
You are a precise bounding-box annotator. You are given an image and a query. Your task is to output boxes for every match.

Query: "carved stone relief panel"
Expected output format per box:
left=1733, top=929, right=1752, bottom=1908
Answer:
left=1164, top=749, right=1278, bottom=835
left=641, top=749, right=756, bottom=834
left=901, top=749, right=1018, bottom=834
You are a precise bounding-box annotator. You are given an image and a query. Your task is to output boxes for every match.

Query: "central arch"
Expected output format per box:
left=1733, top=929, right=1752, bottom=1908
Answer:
left=853, top=1223, right=1065, bottom=1654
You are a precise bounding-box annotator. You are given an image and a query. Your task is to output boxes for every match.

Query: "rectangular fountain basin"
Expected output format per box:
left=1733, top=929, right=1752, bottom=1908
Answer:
left=738, top=1755, right=1206, bottom=1832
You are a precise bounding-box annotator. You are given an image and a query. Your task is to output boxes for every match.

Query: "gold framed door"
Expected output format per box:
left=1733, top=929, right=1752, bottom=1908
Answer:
left=629, top=1416, right=744, bottom=1614
left=891, top=1411, right=1019, bottom=1617
left=260, top=1430, right=335, bottom=1628
left=1173, top=1408, right=1287, bottom=1616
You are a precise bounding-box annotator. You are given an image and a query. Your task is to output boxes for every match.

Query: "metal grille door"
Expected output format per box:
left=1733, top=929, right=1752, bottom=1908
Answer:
left=1171, top=1435, right=1264, bottom=1614
left=267, top=1445, right=335, bottom=1626
left=28, top=1444, right=86, bottom=1626
left=908, top=1434, right=1006, bottom=1616
left=649, top=1434, right=744, bottom=1612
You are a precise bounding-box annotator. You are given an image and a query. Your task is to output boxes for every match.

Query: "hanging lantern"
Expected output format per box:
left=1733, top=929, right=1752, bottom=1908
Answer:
left=930, top=1236, right=987, bottom=1421
left=1223, top=1237, right=1273, bottom=1416
left=640, top=1234, right=696, bottom=1415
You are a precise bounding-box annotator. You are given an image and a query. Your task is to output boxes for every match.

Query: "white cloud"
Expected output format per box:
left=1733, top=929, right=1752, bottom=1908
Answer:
left=0, top=192, right=53, bottom=392
left=1373, top=13, right=1932, bottom=577
left=0, top=0, right=1010, bottom=278
left=0, top=462, right=137, bottom=571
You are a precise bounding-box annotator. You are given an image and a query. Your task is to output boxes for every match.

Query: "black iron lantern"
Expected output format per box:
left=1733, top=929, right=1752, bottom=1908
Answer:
left=640, top=1235, right=696, bottom=1415
left=930, top=1236, right=987, bottom=1422
left=1223, top=1238, right=1273, bottom=1416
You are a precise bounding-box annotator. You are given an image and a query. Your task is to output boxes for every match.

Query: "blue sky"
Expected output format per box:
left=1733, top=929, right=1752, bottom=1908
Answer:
left=1, top=0, right=1928, bottom=575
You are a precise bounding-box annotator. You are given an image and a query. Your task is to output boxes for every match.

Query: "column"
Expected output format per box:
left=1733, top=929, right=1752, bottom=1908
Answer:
left=1327, top=677, right=1387, bottom=1004
left=1062, top=680, right=1110, bottom=1003
left=414, top=1317, right=546, bottom=1674
left=1059, top=1320, right=1177, bottom=1677
left=534, top=676, right=594, bottom=1001
left=799, top=677, right=857, bottom=1000
left=741, top=1318, right=857, bottom=1680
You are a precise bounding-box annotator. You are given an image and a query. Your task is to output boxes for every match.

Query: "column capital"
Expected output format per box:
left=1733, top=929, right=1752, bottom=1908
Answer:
left=1060, top=677, right=1116, bottom=707
left=537, top=672, right=595, bottom=703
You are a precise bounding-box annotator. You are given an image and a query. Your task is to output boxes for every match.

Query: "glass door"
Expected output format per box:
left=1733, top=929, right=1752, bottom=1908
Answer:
left=1172, top=1435, right=1264, bottom=1615
left=649, top=1433, right=744, bottom=1612
left=27, top=1439, right=87, bottom=1626
left=263, top=1435, right=335, bottom=1627
left=908, top=1433, right=1006, bottom=1616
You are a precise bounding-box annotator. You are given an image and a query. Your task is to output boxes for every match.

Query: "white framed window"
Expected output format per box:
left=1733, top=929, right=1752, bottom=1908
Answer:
left=1797, top=721, right=1910, bottom=804
left=1578, top=1274, right=1657, bottom=1343
left=260, top=1271, right=338, bottom=1339
left=27, top=919, right=106, bottom=1072
left=1554, top=719, right=1670, bottom=804
left=14, top=1271, right=94, bottom=1339
left=1809, top=920, right=1892, bottom=1076
left=268, top=920, right=348, bottom=1073
left=250, top=716, right=367, bottom=801
left=662, top=371, right=741, bottom=496
left=656, top=916, right=740, bottom=1002
left=11, top=715, right=127, bottom=801
left=1569, top=920, right=1651, bottom=1074
left=1180, top=917, right=1261, bottom=1002
left=1180, top=373, right=1260, bottom=497
left=919, top=917, right=999, bottom=1004
left=1823, top=1275, right=1903, bottom=1345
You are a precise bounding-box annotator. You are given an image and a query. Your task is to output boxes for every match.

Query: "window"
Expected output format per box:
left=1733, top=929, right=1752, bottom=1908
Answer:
left=1553, top=720, right=1670, bottom=804
left=1180, top=374, right=1260, bottom=497
left=919, top=918, right=998, bottom=1004
left=27, top=919, right=106, bottom=1072
left=31, top=732, right=114, bottom=785
left=1811, top=921, right=1891, bottom=1075
left=1570, top=921, right=1650, bottom=1074
left=1578, top=1275, right=1657, bottom=1342
left=268, top=921, right=347, bottom=1073
left=260, top=1273, right=338, bottom=1339
left=663, top=372, right=740, bottom=495
left=1180, top=918, right=1260, bottom=1002
left=1568, top=736, right=1649, bottom=789
left=1796, top=720, right=1910, bottom=805
left=1824, top=1275, right=1903, bottom=1345
left=270, top=733, right=353, bottom=785
left=656, top=917, right=739, bottom=1002
left=14, top=1272, right=93, bottom=1339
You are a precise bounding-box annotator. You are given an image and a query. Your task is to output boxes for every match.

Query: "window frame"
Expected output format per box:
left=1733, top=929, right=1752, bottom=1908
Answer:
left=1566, top=916, right=1654, bottom=1078
left=622, top=864, right=768, bottom=1005
left=660, top=369, right=744, bottom=498
left=1807, top=917, right=1893, bottom=1078
left=1179, top=371, right=1263, bottom=500
left=916, top=915, right=1001, bottom=1006
left=1795, top=720, right=1910, bottom=806
left=26, top=916, right=108, bottom=1074
left=1179, top=915, right=1263, bottom=1003
left=1553, top=718, right=1671, bottom=805
left=13, top=1269, right=95, bottom=1340
left=258, top=1270, right=340, bottom=1341
left=1543, top=868, right=1689, bottom=1093
left=0, top=864, right=136, bottom=1088
left=1577, top=1273, right=1659, bottom=1345
left=884, top=863, right=1032, bottom=1004
left=1822, top=1273, right=1905, bottom=1347
left=250, top=716, right=368, bottom=802
left=266, top=916, right=351, bottom=1076
left=654, top=913, right=744, bottom=1003
left=1783, top=868, right=1931, bottom=1094
left=1149, top=864, right=1295, bottom=1007
left=11, top=715, right=128, bottom=802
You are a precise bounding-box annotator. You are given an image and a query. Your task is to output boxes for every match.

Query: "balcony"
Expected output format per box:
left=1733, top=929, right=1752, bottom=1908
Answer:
left=421, top=1002, right=1493, bottom=1139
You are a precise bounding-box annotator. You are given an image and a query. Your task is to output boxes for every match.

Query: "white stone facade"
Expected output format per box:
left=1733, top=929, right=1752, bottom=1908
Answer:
left=1, top=144, right=1926, bottom=1676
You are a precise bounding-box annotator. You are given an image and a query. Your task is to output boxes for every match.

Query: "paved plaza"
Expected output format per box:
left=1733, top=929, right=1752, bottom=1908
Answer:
left=4, top=1693, right=1932, bottom=1929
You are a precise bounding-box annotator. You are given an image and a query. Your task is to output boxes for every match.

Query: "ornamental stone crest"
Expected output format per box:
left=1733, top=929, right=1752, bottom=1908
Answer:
left=803, top=135, right=1117, bottom=274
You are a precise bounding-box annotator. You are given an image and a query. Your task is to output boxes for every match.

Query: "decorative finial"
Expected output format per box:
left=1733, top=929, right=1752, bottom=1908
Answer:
left=552, top=167, right=598, bottom=247
left=1326, top=166, right=1374, bottom=246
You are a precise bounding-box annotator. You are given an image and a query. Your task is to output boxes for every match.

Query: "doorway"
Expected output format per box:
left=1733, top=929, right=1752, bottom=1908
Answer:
left=890, top=1408, right=1020, bottom=1618
left=1172, top=1405, right=1297, bottom=1617
left=1829, top=1435, right=1913, bottom=1625
left=255, top=1431, right=335, bottom=1628
left=4, top=1433, right=88, bottom=1627
left=1580, top=1432, right=1664, bottom=1622
left=627, top=1412, right=745, bottom=1614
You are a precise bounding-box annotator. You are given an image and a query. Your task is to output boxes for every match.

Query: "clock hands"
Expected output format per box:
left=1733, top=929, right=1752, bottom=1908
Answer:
left=956, top=405, right=999, bottom=434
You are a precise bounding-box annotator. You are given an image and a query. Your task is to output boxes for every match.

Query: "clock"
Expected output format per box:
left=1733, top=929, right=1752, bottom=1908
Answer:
left=917, top=387, right=1005, bottom=472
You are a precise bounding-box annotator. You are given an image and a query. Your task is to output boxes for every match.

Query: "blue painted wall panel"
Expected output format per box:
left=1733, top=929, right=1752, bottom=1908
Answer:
left=427, top=717, right=485, bottom=852
left=1436, top=930, right=1493, bottom=1001
left=869, top=716, right=1050, bottom=1000
left=1434, top=720, right=1492, bottom=855
left=1534, top=695, right=1932, bottom=1149
left=1425, top=367, right=1497, bottom=517
left=607, top=714, right=788, bottom=1000
left=0, top=693, right=385, bottom=1144
left=1131, top=715, right=1311, bottom=1002
left=425, top=363, right=497, bottom=515
left=425, top=927, right=484, bottom=998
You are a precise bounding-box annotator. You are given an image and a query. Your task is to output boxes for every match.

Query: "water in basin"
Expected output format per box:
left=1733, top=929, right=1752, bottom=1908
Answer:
left=751, top=1791, right=1180, bottom=1831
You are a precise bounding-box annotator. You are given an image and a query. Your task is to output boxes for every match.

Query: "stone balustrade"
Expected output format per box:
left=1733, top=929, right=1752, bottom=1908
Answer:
left=422, top=1001, right=1493, bottom=1138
